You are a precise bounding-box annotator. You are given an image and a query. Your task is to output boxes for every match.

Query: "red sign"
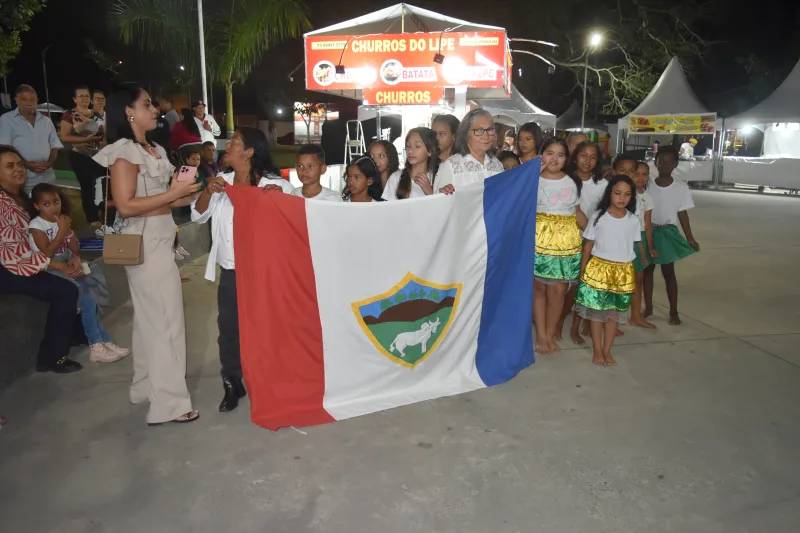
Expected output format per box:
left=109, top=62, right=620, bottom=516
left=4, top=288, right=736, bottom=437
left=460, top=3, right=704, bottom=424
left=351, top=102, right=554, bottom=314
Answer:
left=362, top=87, right=444, bottom=106
left=305, top=31, right=507, bottom=91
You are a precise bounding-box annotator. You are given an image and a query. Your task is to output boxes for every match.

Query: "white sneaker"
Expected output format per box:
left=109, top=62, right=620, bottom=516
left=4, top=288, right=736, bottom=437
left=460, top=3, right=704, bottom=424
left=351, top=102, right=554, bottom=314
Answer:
left=104, top=342, right=130, bottom=357
left=90, top=343, right=122, bottom=363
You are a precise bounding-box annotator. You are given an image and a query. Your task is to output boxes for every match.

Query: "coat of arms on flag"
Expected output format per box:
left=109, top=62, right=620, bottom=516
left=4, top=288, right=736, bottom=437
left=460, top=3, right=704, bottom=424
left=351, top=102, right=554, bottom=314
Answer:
left=352, top=272, right=462, bottom=369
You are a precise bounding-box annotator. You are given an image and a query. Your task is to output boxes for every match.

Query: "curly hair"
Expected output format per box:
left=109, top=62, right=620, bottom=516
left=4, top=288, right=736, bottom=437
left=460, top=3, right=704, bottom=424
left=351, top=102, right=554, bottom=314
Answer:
left=566, top=140, right=602, bottom=183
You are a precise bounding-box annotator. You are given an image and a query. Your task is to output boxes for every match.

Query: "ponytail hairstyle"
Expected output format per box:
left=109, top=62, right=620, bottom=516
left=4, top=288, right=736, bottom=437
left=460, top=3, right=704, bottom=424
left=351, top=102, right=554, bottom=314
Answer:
left=342, top=155, right=382, bottom=201
left=181, top=108, right=201, bottom=138
left=396, top=127, right=439, bottom=199
left=539, top=136, right=582, bottom=195
left=566, top=140, right=602, bottom=183
left=593, top=175, right=637, bottom=227
left=237, top=126, right=280, bottom=186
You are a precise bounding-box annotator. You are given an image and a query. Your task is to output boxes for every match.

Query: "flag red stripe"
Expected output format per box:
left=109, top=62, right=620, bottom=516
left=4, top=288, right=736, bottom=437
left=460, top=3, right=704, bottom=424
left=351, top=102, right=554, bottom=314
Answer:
left=228, top=187, right=334, bottom=430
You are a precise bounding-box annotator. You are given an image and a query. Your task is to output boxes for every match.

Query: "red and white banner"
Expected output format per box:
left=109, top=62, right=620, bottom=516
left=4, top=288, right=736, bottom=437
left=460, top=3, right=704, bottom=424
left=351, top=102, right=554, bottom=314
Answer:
left=305, top=31, right=508, bottom=91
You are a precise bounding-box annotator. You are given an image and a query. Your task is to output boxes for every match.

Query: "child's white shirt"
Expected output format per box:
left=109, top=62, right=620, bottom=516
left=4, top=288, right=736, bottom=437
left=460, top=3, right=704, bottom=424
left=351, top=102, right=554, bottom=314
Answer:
left=583, top=210, right=641, bottom=263
left=382, top=169, right=430, bottom=200
left=537, top=175, right=579, bottom=215
left=649, top=178, right=694, bottom=225
left=28, top=216, right=71, bottom=254
left=635, top=189, right=654, bottom=229
left=291, top=186, right=342, bottom=202
left=579, top=178, right=606, bottom=217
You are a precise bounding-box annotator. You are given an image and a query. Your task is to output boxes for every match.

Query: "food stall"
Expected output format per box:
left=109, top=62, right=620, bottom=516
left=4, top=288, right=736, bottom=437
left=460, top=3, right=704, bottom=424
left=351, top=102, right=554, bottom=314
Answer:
left=616, top=57, right=719, bottom=182
left=291, top=3, right=514, bottom=192
left=720, top=58, right=800, bottom=190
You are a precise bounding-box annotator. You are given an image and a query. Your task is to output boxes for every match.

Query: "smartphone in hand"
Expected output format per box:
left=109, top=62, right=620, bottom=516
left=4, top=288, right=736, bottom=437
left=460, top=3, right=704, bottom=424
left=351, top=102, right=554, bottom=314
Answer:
left=177, top=165, right=198, bottom=182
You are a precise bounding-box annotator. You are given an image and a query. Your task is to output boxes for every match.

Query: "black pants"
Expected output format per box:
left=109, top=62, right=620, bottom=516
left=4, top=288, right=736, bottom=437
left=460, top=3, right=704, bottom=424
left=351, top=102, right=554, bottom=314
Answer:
left=69, top=151, right=105, bottom=224
left=0, top=266, right=78, bottom=366
left=217, top=268, right=241, bottom=378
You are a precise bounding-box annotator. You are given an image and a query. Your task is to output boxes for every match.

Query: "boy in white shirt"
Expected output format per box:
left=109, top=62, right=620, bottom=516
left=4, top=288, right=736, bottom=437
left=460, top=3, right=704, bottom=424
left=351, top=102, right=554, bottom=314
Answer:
left=644, top=146, right=699, bottom=325
left=292, top=144, right=341, bottom=202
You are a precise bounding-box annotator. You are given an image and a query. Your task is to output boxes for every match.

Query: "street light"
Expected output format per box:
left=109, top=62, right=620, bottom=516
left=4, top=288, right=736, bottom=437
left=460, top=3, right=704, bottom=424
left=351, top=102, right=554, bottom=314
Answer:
left=581, top=32, right=604, bottom=131
left=42, top=45, right=53, bottom=115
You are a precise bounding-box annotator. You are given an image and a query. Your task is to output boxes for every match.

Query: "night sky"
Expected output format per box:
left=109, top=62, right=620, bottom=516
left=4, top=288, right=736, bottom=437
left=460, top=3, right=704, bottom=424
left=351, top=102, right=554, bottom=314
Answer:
left=5, top=0, right=800, bottom=118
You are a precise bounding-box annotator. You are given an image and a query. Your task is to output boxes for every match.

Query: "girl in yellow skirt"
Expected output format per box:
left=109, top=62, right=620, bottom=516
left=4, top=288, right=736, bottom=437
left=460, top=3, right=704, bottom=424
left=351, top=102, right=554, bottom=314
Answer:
left=643, top=146, right=700, bottom=325
left=576, top=175, right=646, bottom=366
left=534, top=138, right=587, bottom=354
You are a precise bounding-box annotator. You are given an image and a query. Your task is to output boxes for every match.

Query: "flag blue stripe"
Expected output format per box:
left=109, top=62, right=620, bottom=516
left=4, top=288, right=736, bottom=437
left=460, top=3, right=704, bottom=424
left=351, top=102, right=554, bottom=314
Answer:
left=476, top=159, right=540, bottom=386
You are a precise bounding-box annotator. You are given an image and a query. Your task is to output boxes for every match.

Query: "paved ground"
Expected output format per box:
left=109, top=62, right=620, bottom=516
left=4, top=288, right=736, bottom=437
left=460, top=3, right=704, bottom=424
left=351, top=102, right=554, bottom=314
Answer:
left=1, top=191, right=799, bottom=533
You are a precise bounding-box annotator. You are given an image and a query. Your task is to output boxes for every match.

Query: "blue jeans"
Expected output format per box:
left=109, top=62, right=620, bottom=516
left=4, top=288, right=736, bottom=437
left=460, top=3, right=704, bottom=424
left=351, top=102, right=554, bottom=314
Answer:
left=78, top=279, right=110, bottom=344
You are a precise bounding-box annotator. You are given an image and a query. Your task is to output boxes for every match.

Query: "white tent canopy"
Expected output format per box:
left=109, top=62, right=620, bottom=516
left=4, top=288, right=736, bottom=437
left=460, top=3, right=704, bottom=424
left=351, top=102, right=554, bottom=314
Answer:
left=474, top=85, right=556, bottom=129
left=305, top=3, right=503, bottom=37
left=618, top=57, right=711, bottom=128
left=725, top=58, right=800, bottom=129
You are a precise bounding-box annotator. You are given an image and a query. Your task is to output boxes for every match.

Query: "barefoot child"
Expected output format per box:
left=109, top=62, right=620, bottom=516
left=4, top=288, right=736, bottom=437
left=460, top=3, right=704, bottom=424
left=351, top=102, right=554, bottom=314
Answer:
left=343, top=156, right=385, bottom=202
left=630, top=161, right=657, bottom=328
left=575, top=176, right=644, bottom=366
left=556, top=140, right=601, bottom=345
left=533, top=138, right=587, bottom=354
left=28, top=184, right=129, bottom=363
left=292, top=144, right=342, bottom=202
left=579, top=153, right=637, bottom=339
left=643, top=146, right=699, bottom=325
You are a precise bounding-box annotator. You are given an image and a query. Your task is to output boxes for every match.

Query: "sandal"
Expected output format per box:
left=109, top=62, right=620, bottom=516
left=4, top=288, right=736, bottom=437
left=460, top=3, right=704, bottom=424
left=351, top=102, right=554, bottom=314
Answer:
left=148, top=411, right=199, bottom=426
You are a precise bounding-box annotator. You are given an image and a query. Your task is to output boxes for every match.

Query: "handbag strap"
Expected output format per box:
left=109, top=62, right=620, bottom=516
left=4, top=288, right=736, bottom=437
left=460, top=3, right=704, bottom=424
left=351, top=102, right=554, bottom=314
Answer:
left=104, top=148, right=149, bottom=236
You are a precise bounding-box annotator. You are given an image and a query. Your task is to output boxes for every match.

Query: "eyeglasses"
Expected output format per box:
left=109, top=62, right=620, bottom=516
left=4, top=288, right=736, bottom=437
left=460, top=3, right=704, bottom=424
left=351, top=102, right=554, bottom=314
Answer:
left=471, top=127, right=497, bottom=137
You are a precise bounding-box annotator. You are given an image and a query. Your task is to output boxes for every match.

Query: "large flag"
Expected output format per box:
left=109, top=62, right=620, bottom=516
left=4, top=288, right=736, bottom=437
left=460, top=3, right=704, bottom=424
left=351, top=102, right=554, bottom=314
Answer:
left=227, top=159, right=540, bottom=430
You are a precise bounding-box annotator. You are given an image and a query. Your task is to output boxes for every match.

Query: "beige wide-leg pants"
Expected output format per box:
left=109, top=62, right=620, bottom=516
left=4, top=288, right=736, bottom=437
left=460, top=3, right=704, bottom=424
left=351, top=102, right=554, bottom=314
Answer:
left=125, top=214, right=193, bottom=424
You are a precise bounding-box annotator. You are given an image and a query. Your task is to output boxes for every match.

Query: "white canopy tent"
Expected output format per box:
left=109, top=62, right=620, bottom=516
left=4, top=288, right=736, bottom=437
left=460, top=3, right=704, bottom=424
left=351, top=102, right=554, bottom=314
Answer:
left=474, top=84, right=556, bottom=129
left=617, top=57, right=717, bottom=182
left=721, top=58, right=800, bottom=189
left=557, top=100, right=608, bottom=132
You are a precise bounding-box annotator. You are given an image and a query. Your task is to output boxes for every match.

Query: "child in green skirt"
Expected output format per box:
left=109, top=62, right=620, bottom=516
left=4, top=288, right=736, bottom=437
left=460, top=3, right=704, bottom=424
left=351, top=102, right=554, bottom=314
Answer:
left=576, top=176, right=645, bottom=366
left=630, top=161, right=657, bottom=328
left=644, top=146, right=700, bottom=325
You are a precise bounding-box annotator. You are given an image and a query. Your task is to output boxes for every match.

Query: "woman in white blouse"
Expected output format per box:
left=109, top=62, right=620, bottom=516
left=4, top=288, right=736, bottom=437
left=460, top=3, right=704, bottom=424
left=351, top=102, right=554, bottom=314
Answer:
left=437, top=109, right=504, bottom=194
left=191, top=126, right=291, bottom=413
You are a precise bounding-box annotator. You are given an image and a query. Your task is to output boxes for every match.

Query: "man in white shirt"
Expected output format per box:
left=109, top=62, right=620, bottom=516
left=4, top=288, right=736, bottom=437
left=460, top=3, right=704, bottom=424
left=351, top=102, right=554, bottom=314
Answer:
left=679, top=138, right=697, bottom=161
left=0, top=84, right=63, bottom=194
left=192, top=100, right=221, bottom=146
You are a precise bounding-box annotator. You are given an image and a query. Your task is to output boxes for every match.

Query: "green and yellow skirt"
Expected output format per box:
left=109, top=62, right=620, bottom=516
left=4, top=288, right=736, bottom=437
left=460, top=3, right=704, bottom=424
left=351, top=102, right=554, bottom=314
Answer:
left=651, top=224, right=695, bottom=265
left=575, top=256, right=635, bottom=323
left=534, top=212, right=582, bottom=284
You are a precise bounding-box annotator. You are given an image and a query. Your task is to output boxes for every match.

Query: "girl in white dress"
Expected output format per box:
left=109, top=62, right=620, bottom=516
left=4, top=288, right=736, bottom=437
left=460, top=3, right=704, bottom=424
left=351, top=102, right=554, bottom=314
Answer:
left=382, top=127, right=439, bottom=200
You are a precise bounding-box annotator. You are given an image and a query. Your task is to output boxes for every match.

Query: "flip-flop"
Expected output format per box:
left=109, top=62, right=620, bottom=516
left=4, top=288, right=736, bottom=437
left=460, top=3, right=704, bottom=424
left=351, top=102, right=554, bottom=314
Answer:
left=148, top=411, right=199, bottom=426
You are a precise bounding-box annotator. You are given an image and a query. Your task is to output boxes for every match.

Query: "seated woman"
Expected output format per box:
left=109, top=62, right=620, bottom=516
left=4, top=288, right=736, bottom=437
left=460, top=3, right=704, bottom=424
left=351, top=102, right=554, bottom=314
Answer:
left=0, top=146, right=81, bottom=373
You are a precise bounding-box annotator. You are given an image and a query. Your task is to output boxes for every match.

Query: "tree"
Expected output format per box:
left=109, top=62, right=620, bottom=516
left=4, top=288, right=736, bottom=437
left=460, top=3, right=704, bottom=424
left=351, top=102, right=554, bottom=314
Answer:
left=380, top=299, right=393, bottom=311
left=429, top=290, right=440, bottom=302
left=394, top=293, right=407, bottom=304
left=516, top=0, right=718, bottom=115
left=0, top=0, right=47, bottom=76
left=294, top=102, right=328, bottom=143
left=111, top=0, right=310, bottom=134
left=409, top=290, right=420, bottom=300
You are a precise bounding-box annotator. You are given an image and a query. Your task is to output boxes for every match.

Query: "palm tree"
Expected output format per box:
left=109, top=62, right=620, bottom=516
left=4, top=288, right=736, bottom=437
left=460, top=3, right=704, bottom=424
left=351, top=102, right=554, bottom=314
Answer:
left=111, top=0, right=310, bottom=134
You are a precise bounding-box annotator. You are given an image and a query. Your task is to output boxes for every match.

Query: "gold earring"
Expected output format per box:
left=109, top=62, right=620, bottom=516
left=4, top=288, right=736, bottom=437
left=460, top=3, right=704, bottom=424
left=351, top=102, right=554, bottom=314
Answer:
left=128, top=116, right=134, bottom=123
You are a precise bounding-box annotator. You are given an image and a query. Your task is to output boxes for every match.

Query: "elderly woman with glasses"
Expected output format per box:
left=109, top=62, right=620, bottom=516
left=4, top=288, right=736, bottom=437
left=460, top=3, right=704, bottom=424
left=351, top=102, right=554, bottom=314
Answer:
left=436, top=109, right=504, bottom=194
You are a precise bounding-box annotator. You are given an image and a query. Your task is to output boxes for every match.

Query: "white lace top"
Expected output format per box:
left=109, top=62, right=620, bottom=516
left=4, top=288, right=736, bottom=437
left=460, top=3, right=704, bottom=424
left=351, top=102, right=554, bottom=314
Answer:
left=435, top=153, right=504, bottom=191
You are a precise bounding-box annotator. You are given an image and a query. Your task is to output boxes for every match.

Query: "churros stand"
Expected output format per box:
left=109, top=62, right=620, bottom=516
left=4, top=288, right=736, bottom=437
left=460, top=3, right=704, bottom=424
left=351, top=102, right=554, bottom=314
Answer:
left=296, top=3, right=514, bottom=191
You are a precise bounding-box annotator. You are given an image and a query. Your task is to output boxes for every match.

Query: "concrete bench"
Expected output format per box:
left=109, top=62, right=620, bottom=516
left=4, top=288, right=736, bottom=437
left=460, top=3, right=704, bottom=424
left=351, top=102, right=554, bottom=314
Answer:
left=0, top=294, right=48, bottom=390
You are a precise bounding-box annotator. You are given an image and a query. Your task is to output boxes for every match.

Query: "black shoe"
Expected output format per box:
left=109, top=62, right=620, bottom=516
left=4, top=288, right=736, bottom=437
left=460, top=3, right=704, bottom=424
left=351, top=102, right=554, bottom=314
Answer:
left=36, top=357, right=83, bottom=374
left=218, top=376, right=246, bottom=412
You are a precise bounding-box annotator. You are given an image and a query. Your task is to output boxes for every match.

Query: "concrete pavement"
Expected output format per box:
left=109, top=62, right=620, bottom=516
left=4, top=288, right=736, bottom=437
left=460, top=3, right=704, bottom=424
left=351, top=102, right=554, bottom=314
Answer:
left=1, top=191, right=799, bottom=533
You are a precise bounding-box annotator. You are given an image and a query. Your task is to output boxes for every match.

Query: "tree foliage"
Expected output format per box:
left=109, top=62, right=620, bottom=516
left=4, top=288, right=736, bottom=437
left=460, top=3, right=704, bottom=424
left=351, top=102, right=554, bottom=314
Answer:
left=110, top=0, right=310, bottom=132
left=294, top=102, right=327, bottom=143
left=519, top=0, right=719, bottom=115
left=0, top=0, right=47, bottom=76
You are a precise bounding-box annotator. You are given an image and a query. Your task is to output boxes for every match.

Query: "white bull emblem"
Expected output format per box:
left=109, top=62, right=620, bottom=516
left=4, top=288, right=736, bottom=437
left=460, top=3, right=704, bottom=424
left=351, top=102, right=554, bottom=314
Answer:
left=389, top=318, right=441, bottom=358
